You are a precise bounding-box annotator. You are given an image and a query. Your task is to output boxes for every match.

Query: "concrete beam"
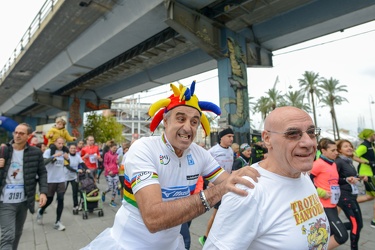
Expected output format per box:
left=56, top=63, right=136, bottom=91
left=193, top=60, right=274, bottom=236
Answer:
left=165, top=1, right=224, bottom=59
left=165, top=1, right=273, bottom=67
left=33, top=91, right=69, bottom=111
left=246, top=41, right=273, bottom=68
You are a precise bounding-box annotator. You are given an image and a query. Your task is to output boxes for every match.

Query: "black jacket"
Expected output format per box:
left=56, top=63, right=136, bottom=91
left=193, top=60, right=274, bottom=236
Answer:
left=335, top=156, right=358, bottom=195
left=232, top=153, right=251, bottom=171
left=0, top=141, right=48, bottom=213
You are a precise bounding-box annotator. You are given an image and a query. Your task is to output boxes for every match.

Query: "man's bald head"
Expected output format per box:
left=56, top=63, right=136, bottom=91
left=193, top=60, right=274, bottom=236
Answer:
left=261, top=106, right=317, bottom=178
left=264, top=106, right=311, bottom=132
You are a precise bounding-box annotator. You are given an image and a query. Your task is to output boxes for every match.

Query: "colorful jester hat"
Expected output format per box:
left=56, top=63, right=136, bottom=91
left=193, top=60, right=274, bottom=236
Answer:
left=148, top=81, right=221, bottom=136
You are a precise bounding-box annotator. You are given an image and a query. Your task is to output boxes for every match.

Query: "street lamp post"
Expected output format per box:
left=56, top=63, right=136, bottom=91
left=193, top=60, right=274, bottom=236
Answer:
left=369, top=96, right=374, bottom=130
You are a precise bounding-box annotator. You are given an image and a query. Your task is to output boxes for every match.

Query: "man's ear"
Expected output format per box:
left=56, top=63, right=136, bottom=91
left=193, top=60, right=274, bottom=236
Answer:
left=261, top=131, right=271, bottom=149
left=163, top=116, right=168, bottom=129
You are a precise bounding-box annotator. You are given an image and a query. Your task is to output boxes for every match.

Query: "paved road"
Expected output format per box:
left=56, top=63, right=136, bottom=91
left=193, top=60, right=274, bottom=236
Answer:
left=15, top=174, right=375, bottom=250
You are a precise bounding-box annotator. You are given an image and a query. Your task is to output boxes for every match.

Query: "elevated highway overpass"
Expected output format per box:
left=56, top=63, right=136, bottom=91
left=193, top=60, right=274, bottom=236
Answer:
left=1, top=0, right=375, bottom=127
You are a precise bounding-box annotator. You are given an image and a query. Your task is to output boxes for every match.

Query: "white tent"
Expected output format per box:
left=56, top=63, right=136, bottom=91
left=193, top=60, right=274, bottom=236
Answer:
left=319, top=129, right=361, bottom=147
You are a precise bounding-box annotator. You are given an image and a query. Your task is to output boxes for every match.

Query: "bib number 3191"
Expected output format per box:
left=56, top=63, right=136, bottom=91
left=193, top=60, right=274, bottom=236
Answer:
left=4, top=184, right=25, bottom=203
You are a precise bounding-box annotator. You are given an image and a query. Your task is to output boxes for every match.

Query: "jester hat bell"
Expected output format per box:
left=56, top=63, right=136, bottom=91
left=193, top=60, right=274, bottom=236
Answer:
left=147, top=81, right=221, bottom=136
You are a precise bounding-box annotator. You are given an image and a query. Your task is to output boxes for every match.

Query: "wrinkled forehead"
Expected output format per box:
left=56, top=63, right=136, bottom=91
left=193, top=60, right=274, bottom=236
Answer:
left=55, top=138, right=65, bottom=143
left=15, top=125, right=29, bottom=133
left=169, top=105, right=201, bottom=117
left=267, top=109, right=313, bottom=130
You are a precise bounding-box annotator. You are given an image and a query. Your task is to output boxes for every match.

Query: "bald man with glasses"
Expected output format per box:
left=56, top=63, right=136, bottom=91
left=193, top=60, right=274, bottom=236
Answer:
left=0, top=123, right=47, bottom=249
left=204, top=106, right=330, bottom=250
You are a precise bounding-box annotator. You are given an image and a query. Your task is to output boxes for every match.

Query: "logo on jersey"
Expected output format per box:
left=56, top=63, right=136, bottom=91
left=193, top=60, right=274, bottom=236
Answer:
left=135, top=171, right=152, bottom=184
left=159, top=155, right=170, bottom=165
left=187, top=154, right=194, bottom=165
left=161, top=186, right=190, bottom=199
left=186, top=174, right=199, bottom=180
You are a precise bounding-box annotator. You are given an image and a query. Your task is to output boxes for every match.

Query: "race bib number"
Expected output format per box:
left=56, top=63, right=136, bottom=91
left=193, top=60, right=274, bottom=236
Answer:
left=54, top=155, right=64, bottom=167
left=89, top=154, right=97, bottom=163
left=3, top=184, right=25, bottom=203
left=330, top=185, right=340, bottom=204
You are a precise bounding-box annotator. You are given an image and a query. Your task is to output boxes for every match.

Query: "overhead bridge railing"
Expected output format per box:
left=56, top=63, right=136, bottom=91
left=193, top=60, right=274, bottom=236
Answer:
left=0, top=0, right=60, bottom=84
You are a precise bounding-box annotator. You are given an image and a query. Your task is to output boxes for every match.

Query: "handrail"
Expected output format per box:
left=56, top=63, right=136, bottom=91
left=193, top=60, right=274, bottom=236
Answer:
left=0, top=0, right=60, bottom=84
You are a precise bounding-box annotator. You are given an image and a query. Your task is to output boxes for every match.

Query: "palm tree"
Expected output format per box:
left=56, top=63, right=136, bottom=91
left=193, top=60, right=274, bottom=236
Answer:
left=253, top=96, right=272, bottom=129
left=265, top=77, right=284, bottom=110
left=298, top=71, right=322, bottom=127
left=283, top=90, right=311, bottom=112
left=319, top=77, right=348, bottom=140
left=248, top=95, right=256, bottom=124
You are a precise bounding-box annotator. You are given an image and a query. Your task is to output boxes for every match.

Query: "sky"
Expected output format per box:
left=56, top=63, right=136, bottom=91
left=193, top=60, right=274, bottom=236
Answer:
left=1, top=0, right=375, bottom=136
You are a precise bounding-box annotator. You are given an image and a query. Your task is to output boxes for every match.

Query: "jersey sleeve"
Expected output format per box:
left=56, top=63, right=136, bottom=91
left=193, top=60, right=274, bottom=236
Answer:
left=124, top=140, right=160, bottom=195
left=355, top=144, right=367, bottom=158
left=200, top=149, right=225, bottom=183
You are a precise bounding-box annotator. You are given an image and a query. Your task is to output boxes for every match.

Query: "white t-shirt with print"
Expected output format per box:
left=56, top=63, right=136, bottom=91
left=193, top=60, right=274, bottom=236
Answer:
left=65, top=154, right=83, bottom=181
left=209, top=143, right=234, bottom=173
left=0, top=149, right=27, bottom=203
left=204, top=163, right=330, bottom=250
left=83, top=135, right=224, bottom=250
left=43, top=148, right=66, bottom=183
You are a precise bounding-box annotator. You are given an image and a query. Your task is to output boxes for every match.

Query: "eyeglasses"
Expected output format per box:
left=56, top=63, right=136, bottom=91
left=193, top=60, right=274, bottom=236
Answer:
left=267, top=128, right=321, bottom=140
left=13, top=131, right=26, bottom=136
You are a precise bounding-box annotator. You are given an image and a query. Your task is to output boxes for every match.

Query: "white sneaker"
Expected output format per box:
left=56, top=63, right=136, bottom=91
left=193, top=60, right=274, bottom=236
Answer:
left=53, top=221, right=66, bottom=231
left=36, top=208, right=43, bottom=225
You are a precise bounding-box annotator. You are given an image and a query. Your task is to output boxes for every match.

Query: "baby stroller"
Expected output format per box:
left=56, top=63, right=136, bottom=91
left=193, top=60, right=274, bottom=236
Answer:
left=78, top=172, right=104, bottom=219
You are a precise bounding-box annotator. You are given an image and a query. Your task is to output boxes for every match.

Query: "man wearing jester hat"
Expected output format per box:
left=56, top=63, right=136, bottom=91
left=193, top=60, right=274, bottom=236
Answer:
left=83, top=81, right=260, bottom=250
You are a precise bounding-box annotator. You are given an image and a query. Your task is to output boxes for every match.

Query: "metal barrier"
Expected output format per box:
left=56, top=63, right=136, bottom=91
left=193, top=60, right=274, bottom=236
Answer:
left=0, top=0, right=60, bottom=83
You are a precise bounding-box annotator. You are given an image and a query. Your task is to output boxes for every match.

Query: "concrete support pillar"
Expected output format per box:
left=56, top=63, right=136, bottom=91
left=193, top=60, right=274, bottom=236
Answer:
left=24, top=117, right=39, bottom=131
left=217, top=29, right=250, bottom=145
left=66, top=97, right=85, bottom=140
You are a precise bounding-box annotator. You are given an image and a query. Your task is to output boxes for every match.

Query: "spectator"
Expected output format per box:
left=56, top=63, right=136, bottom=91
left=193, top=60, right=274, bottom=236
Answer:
left=29, top=136, right=39, bottom=147
left=27, top=130, right=48, bottom=146
left=232, top=143, right=252, bottom=171
left=231, top=142, right=240, bottom=160
left=251, top=138, right=267, bottom=163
